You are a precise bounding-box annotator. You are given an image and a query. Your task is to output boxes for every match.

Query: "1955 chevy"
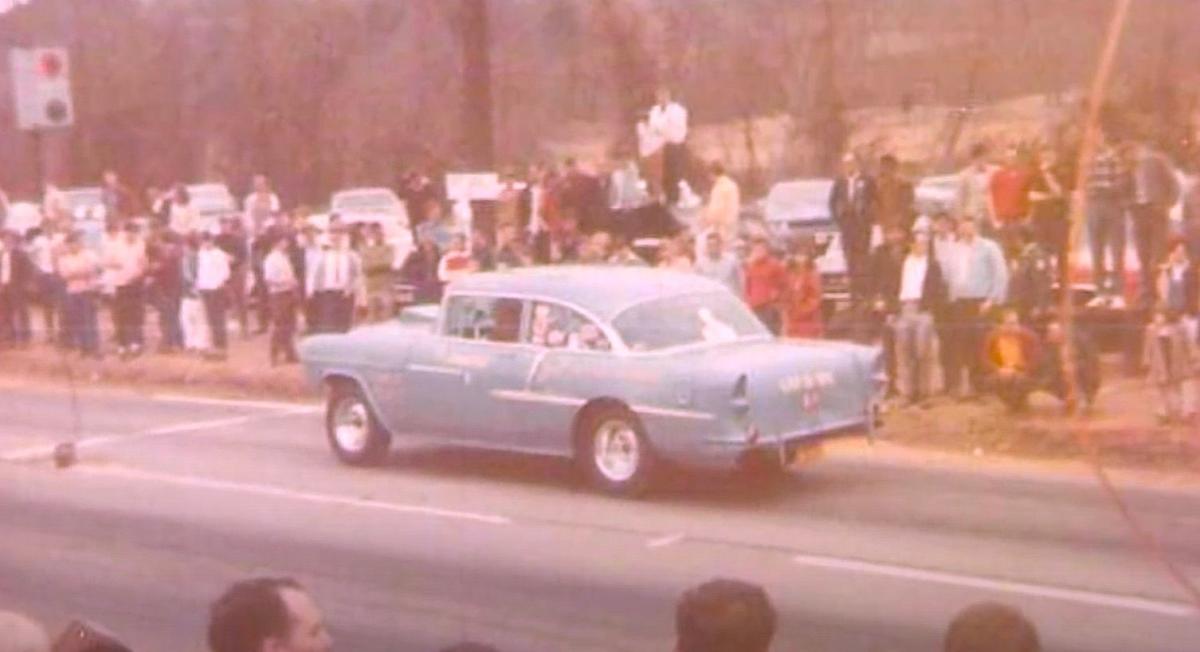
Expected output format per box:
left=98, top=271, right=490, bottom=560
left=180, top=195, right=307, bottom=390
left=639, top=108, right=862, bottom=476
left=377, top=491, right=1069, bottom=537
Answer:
left=300, top=266, right=884, bottom=495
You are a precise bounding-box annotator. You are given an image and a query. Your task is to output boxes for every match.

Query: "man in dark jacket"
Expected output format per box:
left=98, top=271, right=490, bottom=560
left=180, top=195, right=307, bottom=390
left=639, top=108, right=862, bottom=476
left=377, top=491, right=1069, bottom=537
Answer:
left=829, top=153, right=876, bottom=302
left=1008, top=226, right=1055, bottom=324
left=867, top=226, right=909, bottom=398
left=0, top=230, right=34, bottom=347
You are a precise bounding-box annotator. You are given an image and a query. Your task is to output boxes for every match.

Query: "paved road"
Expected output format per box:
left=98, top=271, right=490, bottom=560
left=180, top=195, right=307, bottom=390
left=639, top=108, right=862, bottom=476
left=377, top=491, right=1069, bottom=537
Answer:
left=1, top=385, right=1198, bottom=651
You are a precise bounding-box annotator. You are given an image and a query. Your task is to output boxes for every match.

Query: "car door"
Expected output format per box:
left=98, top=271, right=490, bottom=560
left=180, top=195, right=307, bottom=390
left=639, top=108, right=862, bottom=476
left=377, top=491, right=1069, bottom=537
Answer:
left=506, top=302, right=616, bottom=451
left=407, top=294, right=547, bottom=448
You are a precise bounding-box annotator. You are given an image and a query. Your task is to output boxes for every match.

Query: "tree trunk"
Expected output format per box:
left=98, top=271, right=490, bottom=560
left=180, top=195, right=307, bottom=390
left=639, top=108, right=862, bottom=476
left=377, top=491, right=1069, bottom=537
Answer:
left=460, top=0, right=494, bottom=169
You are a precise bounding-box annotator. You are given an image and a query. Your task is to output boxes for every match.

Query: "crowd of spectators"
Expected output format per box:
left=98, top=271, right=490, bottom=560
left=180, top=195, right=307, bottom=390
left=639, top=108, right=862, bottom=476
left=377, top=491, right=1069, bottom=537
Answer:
left=1, top=128, right=1199, bottom=421
left=0, top=575, right=1043, bottom=652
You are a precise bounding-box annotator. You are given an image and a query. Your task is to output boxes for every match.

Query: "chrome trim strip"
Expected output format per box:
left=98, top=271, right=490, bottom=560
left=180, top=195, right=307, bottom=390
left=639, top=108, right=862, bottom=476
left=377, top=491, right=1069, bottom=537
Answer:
left=631, top=404, right=717, bottom=421
left=490, top=389, right=586, bottom=407
left=406, top=363, right=463, bottom=376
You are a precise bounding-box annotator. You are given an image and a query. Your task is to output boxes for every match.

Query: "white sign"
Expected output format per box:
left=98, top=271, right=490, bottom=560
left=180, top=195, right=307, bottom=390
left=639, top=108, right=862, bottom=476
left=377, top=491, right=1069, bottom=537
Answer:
left=9, top=47, right=75, bottom=131
left=445, top=172, right=501, bottom=201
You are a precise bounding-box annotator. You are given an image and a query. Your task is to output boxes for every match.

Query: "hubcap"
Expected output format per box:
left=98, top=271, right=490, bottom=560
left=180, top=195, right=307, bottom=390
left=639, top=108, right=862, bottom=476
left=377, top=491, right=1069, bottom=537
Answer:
left=332, top=398, right=370, bottom=453
left=593, top=419, right=640, bottom=483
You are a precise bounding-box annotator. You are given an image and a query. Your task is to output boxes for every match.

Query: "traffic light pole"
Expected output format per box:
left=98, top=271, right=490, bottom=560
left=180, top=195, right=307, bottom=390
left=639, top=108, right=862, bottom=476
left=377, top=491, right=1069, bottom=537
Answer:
left=30, top=127, right=44, bottom=195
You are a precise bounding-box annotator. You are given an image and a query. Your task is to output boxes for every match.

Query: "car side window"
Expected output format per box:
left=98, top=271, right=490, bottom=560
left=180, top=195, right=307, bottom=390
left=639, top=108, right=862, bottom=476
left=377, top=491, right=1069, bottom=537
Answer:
left=444, top=296, right=524, bottom=343
left=528, top=302, right=611, bottom=352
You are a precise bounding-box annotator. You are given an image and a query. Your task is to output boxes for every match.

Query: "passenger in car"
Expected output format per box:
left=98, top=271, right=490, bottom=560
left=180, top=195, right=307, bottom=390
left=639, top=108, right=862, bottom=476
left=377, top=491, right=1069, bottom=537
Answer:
left=489, top=301, right=523, bottom=343
left=530, top=303, right=568, bottom=348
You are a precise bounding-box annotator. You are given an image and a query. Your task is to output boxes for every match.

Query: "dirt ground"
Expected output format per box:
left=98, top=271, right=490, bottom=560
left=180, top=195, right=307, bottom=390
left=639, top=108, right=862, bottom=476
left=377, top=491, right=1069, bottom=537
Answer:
left=881, top=371, right=1200, bottom=475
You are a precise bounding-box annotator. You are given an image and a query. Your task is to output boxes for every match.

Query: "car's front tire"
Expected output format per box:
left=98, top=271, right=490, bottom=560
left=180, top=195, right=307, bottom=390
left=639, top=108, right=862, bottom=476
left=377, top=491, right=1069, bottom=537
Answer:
left=326, top=382, right=391, bottom=466
left=578, top=406, right=655, bottom=497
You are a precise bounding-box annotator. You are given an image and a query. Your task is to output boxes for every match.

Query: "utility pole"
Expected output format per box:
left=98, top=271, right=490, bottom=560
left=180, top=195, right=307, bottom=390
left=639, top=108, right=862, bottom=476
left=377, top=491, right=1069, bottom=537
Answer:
left=460, top=0, right=494, bottom=169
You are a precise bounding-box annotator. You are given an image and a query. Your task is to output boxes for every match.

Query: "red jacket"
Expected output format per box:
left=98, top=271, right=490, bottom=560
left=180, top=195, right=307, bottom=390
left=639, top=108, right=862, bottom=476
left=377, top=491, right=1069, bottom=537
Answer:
left=744, top=256, right=787, bottom=309
left=990, top=166, right=1032, bottom=223
left=783, top=267, right=823, bottom=338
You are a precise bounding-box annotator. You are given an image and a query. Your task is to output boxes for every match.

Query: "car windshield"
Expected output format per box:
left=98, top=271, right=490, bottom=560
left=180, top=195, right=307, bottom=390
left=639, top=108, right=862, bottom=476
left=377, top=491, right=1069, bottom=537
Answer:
left=612, top=291, right=768, bottom=351
left=333, top=191, right=400, bottom=213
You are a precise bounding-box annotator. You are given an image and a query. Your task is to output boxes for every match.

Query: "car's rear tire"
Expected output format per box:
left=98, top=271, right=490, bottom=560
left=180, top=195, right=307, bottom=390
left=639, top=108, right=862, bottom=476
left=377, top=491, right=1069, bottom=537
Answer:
left=326, top=382, right=391, bottom=466
left=577, top=406, right=655, bottom=497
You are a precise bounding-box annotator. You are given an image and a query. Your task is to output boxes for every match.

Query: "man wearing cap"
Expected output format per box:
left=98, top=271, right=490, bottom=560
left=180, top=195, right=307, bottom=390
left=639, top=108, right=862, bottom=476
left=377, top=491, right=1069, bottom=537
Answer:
left=829, top=152, right=875, bottom=302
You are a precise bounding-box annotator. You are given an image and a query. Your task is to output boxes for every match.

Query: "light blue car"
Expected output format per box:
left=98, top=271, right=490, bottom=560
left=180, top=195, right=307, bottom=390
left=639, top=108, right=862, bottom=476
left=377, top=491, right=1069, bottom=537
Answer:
left=300, top=266, right=885, bottom=495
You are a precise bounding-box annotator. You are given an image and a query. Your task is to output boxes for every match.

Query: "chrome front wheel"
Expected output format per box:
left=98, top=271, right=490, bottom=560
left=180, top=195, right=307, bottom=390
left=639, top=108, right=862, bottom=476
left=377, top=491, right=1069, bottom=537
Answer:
left=325, top=383, right=391, bottom=466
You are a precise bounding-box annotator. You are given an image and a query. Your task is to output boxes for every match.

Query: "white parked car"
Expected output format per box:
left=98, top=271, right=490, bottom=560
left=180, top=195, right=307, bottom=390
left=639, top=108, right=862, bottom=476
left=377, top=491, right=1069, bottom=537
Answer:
left=328, top=187, right=414, bottom=266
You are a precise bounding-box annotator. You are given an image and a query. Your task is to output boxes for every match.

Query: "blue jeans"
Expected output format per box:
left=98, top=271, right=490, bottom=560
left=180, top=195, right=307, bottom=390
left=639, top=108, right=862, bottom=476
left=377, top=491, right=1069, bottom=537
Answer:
left=65, top=292, right=100, bottom=356
left=1086, top=197, right=1126, bottom=295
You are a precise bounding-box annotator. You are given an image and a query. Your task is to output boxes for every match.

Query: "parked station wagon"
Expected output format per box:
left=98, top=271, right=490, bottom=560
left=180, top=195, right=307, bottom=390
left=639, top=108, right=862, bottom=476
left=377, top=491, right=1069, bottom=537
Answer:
left=300, top=266, right=885, bottom=495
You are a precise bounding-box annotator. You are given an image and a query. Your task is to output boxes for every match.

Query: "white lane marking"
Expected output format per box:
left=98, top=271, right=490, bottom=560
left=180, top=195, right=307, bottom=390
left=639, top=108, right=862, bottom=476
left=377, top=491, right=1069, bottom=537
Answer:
left=0, top=410, right=310, bottom=463
left=77, top=465, right=512, bottom=526
left=646, top=533, right=686, bottom=549
left=151, top=394, right=322, bottom=413
left=793, top=553, right=1197, bottom=618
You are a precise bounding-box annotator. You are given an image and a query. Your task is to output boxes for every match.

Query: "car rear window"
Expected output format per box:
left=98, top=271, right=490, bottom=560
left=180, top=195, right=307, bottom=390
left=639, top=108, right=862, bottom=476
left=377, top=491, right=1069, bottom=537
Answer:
left=612, top=292, right=767, bottom=351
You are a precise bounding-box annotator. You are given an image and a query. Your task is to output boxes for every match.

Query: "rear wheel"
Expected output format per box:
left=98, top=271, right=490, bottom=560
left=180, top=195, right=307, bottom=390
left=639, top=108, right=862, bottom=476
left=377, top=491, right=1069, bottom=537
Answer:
left=578, top=407, right=655, bottom=497
left=325, top=382, right=391, bottom=466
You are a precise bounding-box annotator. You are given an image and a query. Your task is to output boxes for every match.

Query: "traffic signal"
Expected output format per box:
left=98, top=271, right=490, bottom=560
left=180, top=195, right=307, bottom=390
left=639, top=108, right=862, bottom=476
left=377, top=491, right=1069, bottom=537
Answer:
left=9, top=46, right=75, bottom=130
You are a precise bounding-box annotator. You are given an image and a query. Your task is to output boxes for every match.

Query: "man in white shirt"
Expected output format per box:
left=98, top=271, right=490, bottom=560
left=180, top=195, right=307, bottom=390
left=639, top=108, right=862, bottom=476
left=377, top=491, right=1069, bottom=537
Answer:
left=891, top=232, right=947, bottom=406
left=195, top=232, right=232, bottom=358
left=306, top=227, right=361, bottom=334
left=243, top=174, right=282, bottom=236
left=646, top=88, right=689, bottom=205
left=263, top=236, right=299, bottom=364
left=105, top=222, right=148, bottom=357
left=945, top=218, right=1009, bottom=398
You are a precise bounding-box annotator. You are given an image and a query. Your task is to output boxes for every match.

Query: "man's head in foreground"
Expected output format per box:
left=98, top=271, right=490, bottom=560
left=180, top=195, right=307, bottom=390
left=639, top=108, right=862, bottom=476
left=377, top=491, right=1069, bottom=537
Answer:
left=208, top=577, right=332, bottom=652
left=675, top=578, right=776, bottom=652
left=944, top=601, right=1040, bottom=652
left=0, top=611, right=50, bottom=652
